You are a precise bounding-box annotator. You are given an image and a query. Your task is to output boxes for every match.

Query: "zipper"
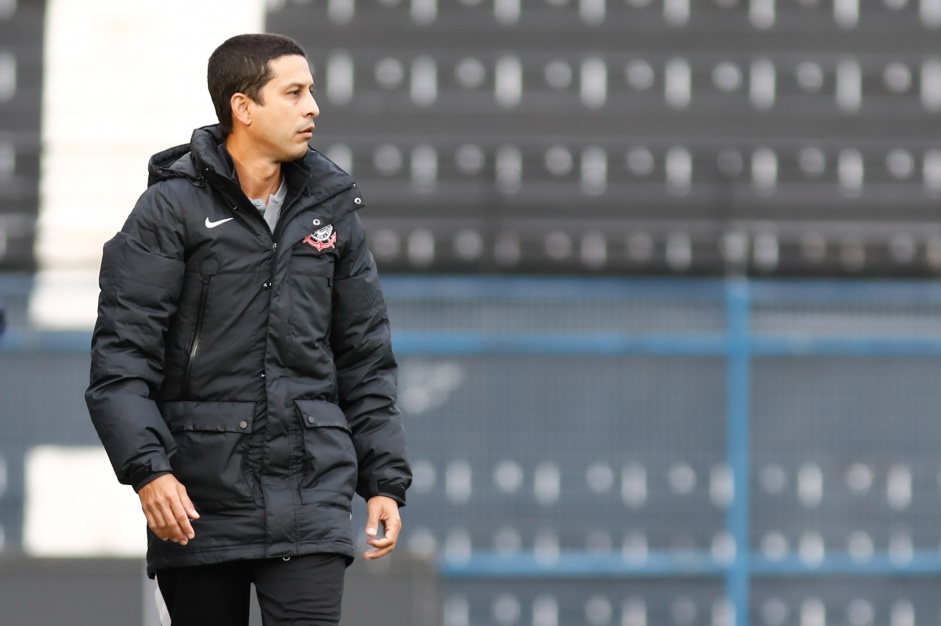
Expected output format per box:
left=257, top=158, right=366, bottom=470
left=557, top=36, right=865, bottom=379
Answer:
left=270, top=173, right=313, bottom=242
left=182, top=273, right=213, bottom=398
left=270, top=242, right=279, bottom=279
left=266, top=175, right=314, bottom=279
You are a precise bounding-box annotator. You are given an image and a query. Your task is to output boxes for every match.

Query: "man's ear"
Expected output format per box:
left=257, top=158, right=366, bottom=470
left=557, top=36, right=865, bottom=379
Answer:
left=230, top=93, right=252, bottom=127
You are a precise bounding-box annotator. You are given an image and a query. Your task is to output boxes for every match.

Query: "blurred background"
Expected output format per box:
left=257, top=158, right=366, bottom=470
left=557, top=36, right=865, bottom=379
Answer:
left=2, top=0, right=941, bottom=624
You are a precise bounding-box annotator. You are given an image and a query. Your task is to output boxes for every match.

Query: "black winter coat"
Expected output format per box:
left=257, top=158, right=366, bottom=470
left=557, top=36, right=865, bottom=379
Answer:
left=86, top=125, right=411, bottom=575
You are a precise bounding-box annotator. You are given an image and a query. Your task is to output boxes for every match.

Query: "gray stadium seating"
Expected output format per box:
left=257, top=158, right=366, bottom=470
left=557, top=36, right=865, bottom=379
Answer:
left=0, top=0, right=43, bottom=271
left=268, top=0, right=941, bottom=277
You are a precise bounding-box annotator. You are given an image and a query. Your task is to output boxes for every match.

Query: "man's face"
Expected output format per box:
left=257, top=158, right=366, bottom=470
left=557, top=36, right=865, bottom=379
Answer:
left=246, top=54, right=319, bottom=162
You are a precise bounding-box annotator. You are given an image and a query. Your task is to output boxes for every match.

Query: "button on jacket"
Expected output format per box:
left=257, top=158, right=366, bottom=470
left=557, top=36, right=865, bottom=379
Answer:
left=86, top=125, right=411, bottom=576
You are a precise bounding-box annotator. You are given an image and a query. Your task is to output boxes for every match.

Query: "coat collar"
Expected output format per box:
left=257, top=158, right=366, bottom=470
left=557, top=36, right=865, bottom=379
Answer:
left=146, top=124, right=357, bottom=214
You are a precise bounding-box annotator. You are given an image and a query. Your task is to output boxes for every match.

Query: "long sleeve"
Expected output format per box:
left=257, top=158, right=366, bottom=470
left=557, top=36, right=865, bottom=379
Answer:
left=329, top=210, right=412, bottom=505
left=85, top=186, right=187, bottom=490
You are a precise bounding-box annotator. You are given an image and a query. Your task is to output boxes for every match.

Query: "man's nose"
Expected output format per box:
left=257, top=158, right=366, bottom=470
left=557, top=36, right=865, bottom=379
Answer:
left=306, top=92, right=320, bottom=118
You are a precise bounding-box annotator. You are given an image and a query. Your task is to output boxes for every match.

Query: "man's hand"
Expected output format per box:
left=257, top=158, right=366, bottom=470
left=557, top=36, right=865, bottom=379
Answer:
left=364, top=495, right=401, bottom=560
left=138, top=474, right=199, bottom=545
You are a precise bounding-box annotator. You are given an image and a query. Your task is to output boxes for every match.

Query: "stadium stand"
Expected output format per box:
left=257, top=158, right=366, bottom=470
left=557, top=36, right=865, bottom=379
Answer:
left=0, top=0, right=42, bottom=272
left=269, top=0, right=941, bottom=277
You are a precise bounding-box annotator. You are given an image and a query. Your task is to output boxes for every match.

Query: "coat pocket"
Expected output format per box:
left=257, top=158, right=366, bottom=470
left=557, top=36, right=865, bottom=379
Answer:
left=162, top=401, right=256, bottom=511
left=294, top=399, right=357, bottom=507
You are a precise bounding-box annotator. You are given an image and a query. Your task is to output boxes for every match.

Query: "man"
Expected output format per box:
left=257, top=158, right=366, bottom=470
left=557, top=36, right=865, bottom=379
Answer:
left=86, top=33, right=411, bottom=625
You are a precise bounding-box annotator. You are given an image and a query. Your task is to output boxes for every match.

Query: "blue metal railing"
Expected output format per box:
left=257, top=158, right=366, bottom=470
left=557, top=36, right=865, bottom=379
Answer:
left=725, top=280, right=752, bottom=624
left=438, top=550, right=941, bottom=579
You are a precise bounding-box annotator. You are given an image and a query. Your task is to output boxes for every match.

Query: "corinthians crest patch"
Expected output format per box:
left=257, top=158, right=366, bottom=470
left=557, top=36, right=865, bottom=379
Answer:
left=303, top=224, right=337, bottom=251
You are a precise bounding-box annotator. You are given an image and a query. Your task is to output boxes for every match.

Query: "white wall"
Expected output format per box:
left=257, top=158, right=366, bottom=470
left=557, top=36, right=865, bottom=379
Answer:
left=24, top=446, right=146, bottom=556
left=30, top=0, right=266, bottom=328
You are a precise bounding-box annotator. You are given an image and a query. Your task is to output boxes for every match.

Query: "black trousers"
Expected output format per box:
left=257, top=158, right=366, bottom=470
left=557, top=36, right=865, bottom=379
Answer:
left=156, top=553, right=347, bottom=626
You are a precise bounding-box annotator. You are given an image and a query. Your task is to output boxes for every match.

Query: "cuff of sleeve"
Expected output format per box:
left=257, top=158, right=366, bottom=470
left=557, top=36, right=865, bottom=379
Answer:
left=364, top=480, right=407, bottom=507
left=133, top=471, right=172, bottom=493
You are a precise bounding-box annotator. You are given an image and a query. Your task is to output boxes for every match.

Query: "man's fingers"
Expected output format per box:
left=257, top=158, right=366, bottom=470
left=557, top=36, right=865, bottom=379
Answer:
left=363, top=495, right=402, bottom=559
left=174, top=484, right=198, bottom=540
left=150, top=502, right=188, bottom=543
left=364, top=532, right=398, bottom=559
left=383, top=516, right=402, bottom=542
left=364, top=511, right=380, bottom=537
left=143, top=503, right=178, bottom=542
left=178, top=484, right=200, bottom=520
left=169, top=499, right=195, bottom=542
left=365, top=495, right=399, bottom=537
left=364, top=539, right=395, bottom=560
left=141, top=498, right=171, bottom=537
left=139, top=475, right=197, bottom=544
left=363, top=515, right=401, bottom=559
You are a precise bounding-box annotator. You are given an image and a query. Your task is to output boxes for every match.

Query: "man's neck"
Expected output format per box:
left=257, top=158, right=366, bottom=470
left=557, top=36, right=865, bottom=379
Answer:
left=225, top=132, right=282, bottom=200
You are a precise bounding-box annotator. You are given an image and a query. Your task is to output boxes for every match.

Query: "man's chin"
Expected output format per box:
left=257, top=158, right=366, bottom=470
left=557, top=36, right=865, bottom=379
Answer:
left=281, top=145, right=310, bottom=162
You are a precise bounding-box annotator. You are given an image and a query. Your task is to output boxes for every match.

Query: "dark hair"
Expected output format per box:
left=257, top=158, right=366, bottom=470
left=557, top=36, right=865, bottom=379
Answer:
left=207, top=33, right=307, bottom=136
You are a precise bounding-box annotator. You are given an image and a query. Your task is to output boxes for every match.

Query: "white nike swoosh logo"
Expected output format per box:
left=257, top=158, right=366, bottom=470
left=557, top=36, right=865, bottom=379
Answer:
left=205, top=217, right=235, bottom=229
